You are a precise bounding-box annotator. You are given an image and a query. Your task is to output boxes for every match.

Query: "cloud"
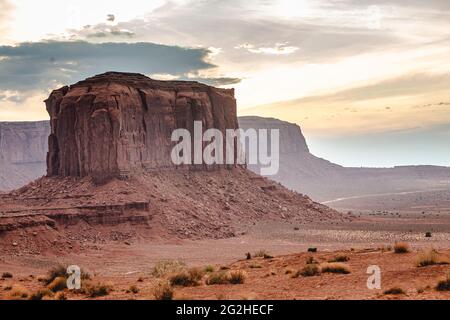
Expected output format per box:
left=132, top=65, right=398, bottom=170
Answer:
left=235, top=43, right=299, bottom=55
left=0, top=40, right=239, bottom=101
left=64, top=0, right=400, bottom=66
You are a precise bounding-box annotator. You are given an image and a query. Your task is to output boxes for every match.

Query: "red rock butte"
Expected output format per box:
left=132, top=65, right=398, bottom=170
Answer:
left=45, top=72, right=239, bottom=181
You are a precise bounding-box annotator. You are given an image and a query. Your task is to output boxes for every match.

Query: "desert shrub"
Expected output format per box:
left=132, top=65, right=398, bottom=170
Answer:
left=83, top=281, right=112, bottom=298
left=220, top=266, right=230, bottom=271
left=320, top=263, right=351, bottom=274
left=169, top=268, right=203, bottom=287
left=54, top=292, right=67, bottom=300
left=7, top=285, right=30, bottom=300
left=227, top=270, right=246, bottom=284
left=153, top=281, right=173, bottom=300
left=416, top=249, right=449, bottom=267
left=296, top=264, right=321, bottom=277
left=2, top=272, right=13, bottom=279
left=328, top=255, right=350, bottom=263
left=436, top=273, right=450, bottom=292
left=308, top=248, right=317, bottom=253
left=46, top=265, right=67, bottom=284
left=152, top=260, right=185, bottom=278
left=384, top=287, right=405, bottom=295
left=306, top=256, right=318, bottom=265
left=47, top=276, right=66, bottom=293
left=45, top=265, right=90, bottom=285
left=425, top=232, right=432, bottom=238
left=249, top=264, right=262, bottom=269
left=206, top=272, right=229, bottom=285
left=29, top=288, right=54, bottom=300
left=204, top=265, right=215, bottom=273
left=394, top=242, right=410, bottom=254
left=254, top=250, right=270, bottom=258
left=128, top=285, right=139, bottom=294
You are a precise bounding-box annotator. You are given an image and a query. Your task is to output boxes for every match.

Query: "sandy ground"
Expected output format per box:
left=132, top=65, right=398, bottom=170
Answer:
left=0, top=215, right=449, bottom=300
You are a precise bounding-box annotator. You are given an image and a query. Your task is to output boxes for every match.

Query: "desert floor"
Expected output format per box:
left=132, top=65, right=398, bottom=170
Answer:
left=0, top=215, right=449, bottom=300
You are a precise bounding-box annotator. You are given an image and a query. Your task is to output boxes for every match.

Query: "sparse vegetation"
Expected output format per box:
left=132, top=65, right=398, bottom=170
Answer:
left=436, top=273, right=450, bottom=292
left=254, top=250, right=272, bottom=258
left=82, top=281, right=112, bottom=298
left=204, top=265, right=215, bottom=273
left=47, top=276, right=66, bottom=292
left=394, top=242, right=410, bottom=254
left=128, top=285, right=139, bottom=294
left=308, top=248, right=317, bottom=253
left=45, top=265, right=67, bottom=284
left=425, top=232, right=432, bottom=238
left=2, top=272, right=13, bottom=279
left=152, top=260, right=185, bottom=278
left=153, top=281, right=174, bottom=300
left=416, top=249, right=449, bottom=267
left=227, top=270, right=247, bottom=284
left=7, top=285, right=30, bottom=300
left=206, top=271, right=229, bottom=285
left=320, top=263, right=351, bottom=274
left=296, top=264, right=321, bottom=277
left=384, top=287, right=405, bottom=295
left=169, top=268, right=204, bottom=287
left=29, top=288, right=54, bottom=300
left=328, top=255, right=350, bottom=263
left=206, top=270, right=247, bottom=285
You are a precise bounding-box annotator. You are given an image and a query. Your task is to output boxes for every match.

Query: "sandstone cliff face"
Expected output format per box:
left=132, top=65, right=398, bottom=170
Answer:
left=238, top=116, right=450, bottom=202
left=46, top=72, right=238, bottom=181
left=0, top=121, right=50, bottom=191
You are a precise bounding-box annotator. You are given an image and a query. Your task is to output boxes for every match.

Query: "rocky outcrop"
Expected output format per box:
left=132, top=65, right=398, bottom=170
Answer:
left=0, top=121, right=50, bottom=191
left=46, top=72, right=238, bottom=182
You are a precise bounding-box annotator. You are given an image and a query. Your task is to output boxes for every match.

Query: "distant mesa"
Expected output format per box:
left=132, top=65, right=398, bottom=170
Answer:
left=45, top=72, right=238, bottom=182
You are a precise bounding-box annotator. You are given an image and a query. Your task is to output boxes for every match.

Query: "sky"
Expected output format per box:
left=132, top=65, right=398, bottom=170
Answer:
left=0, top=0, right=449, bottom=167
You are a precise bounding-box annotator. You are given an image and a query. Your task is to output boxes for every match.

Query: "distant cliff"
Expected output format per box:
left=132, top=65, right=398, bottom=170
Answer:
left=0, top=121, right=50, bottom=191
left=239, top=116, right=450, bottom=202
left=2, top=115, right=450, bottom=202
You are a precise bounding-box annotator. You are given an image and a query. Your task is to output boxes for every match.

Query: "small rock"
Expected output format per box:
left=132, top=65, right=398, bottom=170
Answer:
left=12, top=242, right=18, bottom=247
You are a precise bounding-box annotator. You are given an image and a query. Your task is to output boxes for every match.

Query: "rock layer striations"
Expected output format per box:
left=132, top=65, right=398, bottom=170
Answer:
left=46, top=72, right=238, bottom=181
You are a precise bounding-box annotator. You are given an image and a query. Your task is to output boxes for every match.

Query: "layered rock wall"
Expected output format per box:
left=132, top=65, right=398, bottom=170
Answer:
left=46, top=72, right=238, bottom=181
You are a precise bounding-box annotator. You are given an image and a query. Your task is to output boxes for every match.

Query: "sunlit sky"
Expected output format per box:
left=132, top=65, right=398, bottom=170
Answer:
left=1, top=0, right=450, bottom=167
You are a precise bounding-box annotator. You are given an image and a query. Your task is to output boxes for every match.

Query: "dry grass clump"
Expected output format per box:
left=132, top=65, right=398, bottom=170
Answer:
left=152, top=260, right=185, bottom=278
left=253, top=250, right=273, bottom=259
left=204, top=265, right=215, bottom=273
left=169, top=268, right=204, bottom=287
left=127, top=285, right=139, bottom=294
left=384, top=287, right=405, bottom=295
left=227, top=270, right=247, bottom=284
left=328, top=255, right=350, bottom=263
left=29, top=288, right=54, bottom=300
left=81, top=281, right=112, bottom=298
left=153, top=281, right=174, bottom=300
left=45, top=265, right=91, bottom=285
left=206, top=271, right=229, bottom=285
left=6, top=285, right=30, bottom=300
left=1, top=272, right=13, bottom=279
left=47, top=276, right=66, bottom=292
left=393, top=242, right=410, bottom=254
left=416, top=249, right=449, bottom=267
left=295, top=264, right=321, bottom=277
left=436, top=273, right=450, bottom=292
left=206, top=270, right=246, bottom=285
left=320, top=263, right=351, bottom=274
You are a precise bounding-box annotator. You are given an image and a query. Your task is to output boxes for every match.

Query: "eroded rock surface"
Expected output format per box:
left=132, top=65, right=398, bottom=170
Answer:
left=46, top=72, right=238, bottom=181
